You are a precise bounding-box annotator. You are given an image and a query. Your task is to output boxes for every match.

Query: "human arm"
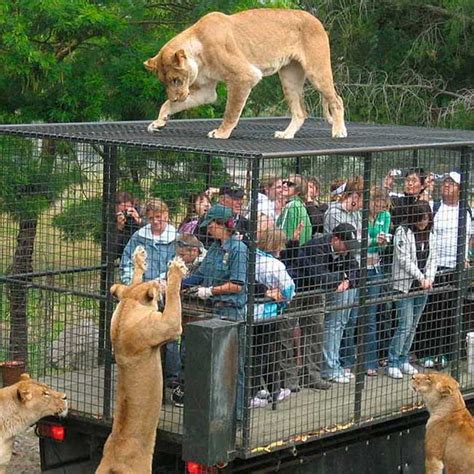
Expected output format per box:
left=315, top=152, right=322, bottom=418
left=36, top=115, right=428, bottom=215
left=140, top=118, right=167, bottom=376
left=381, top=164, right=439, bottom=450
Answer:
left=393, top=227, right=425, bottom=284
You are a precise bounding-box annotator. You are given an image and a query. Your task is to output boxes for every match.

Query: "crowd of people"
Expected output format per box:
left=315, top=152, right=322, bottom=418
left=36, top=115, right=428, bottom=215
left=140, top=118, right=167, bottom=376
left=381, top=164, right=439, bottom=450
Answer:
left=112, top=168, right=473, bottom=414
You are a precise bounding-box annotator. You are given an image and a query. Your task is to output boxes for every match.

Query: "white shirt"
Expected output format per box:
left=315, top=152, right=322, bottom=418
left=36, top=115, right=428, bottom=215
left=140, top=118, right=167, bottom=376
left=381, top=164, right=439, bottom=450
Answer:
left=257, top=192, right=278, bottom=221
left=434, top=203, right=472, bottom=268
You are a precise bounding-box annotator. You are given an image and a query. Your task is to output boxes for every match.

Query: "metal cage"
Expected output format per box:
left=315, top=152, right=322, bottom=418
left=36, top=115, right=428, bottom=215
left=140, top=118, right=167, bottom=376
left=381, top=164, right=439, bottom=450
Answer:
left=0, top=117, right=473, bottom=459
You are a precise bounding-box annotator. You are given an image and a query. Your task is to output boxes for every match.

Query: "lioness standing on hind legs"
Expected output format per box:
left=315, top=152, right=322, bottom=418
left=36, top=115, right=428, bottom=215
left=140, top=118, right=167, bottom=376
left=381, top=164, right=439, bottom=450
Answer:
left=144, top=9, right=347, bottom=140
left=96, top=247, right=187, bottom=474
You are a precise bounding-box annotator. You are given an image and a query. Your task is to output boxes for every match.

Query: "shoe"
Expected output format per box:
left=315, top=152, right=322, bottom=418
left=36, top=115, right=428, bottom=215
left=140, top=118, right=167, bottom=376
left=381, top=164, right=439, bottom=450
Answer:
left=308, top=379, right=331, bottom=390
left=344, top=369, right=355, bottom=380
left=256, top=389, right=270, bottom=399
left=327, top=375, right=350, bottom=384
left=171, top=385, right=184, bottom=408
left=249, top=396, right=269, bottom=408
left=400, top=363, right=418, bottom=375
left=436, top=355, right=448, bottom=369
left=387, top=367, right=403, bottom=379
left=419, top=357, right=435, bottom=368
left=277, top=388, right=291, bottom=402
left=367, top=369, right=378, bottom=377
left=288, top=385, right=301, bottom=393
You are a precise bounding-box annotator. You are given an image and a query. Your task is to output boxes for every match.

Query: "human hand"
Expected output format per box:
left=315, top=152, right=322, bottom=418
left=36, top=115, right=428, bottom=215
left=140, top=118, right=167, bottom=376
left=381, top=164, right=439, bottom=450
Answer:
left=420, top=278, right=432, bottom=290
left=266, top=288, right=284, bottom=301
left=196, top=287, right=213, bottom=300
left=116, top=212, right=127, bottom=230
left=291, top=221, right=304, bottom=241
left=126, top=207, right=141, bottom=224
left=336, top=280, right=350, bottom=292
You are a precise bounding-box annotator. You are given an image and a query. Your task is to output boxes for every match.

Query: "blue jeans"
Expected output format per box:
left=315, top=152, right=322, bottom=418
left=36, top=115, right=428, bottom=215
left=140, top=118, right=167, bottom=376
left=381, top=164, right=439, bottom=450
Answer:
left=388, top=293, right=428, bottom=368
left=322, top=289, right=357, bottom=379
left=165, top=340, right=182, bottom=385
left=364, top=269, right=385, bottom=370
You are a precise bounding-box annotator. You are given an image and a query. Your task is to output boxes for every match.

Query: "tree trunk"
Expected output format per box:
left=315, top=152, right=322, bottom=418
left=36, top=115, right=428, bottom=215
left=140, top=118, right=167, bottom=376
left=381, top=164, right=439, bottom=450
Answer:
left=7, top=217, right=38, bottom=365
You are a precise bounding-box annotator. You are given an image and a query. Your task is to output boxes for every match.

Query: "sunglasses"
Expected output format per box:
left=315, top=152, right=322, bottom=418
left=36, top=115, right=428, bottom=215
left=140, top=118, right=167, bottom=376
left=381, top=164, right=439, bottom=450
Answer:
left=282, top=180, right=296, bottom=187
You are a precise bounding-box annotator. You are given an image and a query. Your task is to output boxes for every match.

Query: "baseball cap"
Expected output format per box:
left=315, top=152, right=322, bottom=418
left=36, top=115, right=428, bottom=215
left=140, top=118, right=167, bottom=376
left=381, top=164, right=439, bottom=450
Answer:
left=443, top=171, right=461, bottom=185
left=219, top=182, right=244, bottom=199
left=199, top=204, right=234, bottom=228
left=332, top=223, right=360, bottom=252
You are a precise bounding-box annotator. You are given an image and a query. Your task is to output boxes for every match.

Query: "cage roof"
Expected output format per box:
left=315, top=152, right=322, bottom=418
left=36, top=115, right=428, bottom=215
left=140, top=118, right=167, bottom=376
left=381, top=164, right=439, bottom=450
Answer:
left=0, top=117, right=473, bottom=158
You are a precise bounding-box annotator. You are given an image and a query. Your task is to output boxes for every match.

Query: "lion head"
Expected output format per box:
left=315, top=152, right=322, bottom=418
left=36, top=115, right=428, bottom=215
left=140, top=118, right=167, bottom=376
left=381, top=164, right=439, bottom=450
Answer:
left=412, top=372, right=464, bottom=414
left=144, top=49, right=192, bottom=103
left=14, top=373, right=68, bottom=419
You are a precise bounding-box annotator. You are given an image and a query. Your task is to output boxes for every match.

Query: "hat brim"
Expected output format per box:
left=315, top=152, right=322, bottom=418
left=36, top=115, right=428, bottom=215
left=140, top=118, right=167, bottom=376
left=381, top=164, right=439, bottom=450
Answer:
left=199, top=217, right=213, bottom=228
left=345, top=240, right=360, bottom=253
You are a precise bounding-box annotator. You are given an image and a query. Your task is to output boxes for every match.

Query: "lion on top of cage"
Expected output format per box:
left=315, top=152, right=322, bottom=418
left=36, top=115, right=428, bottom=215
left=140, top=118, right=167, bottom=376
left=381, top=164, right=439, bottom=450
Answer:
left=144, top=8, right=347, bottom=140
left=95, top=247, right=187, bottom=474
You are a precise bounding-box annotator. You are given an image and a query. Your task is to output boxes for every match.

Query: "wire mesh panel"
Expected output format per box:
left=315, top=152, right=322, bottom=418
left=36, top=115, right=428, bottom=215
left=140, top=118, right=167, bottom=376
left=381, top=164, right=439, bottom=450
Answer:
left=0, top=120, right=473, bottom=459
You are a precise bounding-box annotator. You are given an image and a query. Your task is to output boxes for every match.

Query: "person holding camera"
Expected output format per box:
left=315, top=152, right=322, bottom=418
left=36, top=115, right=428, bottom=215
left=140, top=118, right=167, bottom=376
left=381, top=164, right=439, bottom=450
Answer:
left=113, top=191, right=144, bottom=260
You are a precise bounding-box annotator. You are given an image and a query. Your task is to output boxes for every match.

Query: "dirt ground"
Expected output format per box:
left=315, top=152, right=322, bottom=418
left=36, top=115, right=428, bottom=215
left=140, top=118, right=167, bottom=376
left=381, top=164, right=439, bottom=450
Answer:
left=7, top=427, right=41, bottom=474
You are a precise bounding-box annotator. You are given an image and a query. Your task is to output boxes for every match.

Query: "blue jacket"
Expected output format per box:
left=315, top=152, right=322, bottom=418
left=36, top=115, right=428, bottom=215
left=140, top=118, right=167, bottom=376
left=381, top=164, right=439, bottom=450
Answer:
left=119, top=224, right=177, bottom=284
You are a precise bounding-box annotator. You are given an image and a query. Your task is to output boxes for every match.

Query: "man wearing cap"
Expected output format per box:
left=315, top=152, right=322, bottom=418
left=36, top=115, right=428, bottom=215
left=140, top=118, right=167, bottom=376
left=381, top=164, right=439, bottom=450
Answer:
left=288, top=223, right=359, bottom=385
left=416, top=171, right=472, bottom=368
left=194, top=182, right=250, bottom=248
left=184, top=203, right=248, bottom=419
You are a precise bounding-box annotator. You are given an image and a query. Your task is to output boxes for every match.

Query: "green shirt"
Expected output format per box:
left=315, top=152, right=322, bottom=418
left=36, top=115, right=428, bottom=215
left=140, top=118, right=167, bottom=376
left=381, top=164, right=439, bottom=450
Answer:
left=368, top=211, right=391, bottom=254
left=277, top=196, right=312, bottom=245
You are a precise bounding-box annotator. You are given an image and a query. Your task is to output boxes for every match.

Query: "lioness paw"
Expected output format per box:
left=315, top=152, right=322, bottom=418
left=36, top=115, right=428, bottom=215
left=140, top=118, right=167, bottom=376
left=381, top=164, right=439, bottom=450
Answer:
left=167, top=256, right=188, bottom=278
left=332, top=125, right=348, bottom=138
left=207, top=128, right=231, bottom=139
left=274, top=130, right=295, bottom=139
left=147, top=119, right=167, bottom=133
left=132, top=246, right=148, bottom=271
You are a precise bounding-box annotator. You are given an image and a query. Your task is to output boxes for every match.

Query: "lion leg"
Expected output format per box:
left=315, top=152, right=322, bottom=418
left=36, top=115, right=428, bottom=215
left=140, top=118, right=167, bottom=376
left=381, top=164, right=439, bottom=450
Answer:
left=147, top=257, right=187, bottom=345
left=148, top=84, right=217, bottom=133
left=425, top=457, right=443, bottom=474
left=208, top=66, right=261, bottom=139
left=131, top=246, right=147, bottom=285
left=275, top=62, right=307, bottom=139
left=303, top=49, right=347, bottom=138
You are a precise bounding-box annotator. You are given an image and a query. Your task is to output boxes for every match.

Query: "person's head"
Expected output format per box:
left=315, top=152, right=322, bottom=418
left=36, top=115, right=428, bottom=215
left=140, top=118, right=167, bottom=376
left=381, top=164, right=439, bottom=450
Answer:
left=116, top=191, right=136, bottom=213
left=369, top=186, right=390, bottom=217
left=330, top=179, right=347, bottom=201
left=403, top=168, right=426, bottom=196
left=260, top=175, right=284, bottom=202
left=145, top=198, right=169, bottom=235
left=257, top=227, right=287, bottom=256
left=175, top=233, right=203, bottom=265
left=331, top=223, right=360, bottom=255
left=199, top=204, right=235, bottom=241
left=405, top=200, right=433, bottom=234
left=187, top=192, right=211, bottom=218
left=218, top=182, right=245, bottom=215
left=441, top=171, right=461, bottom=204
left=306, top=176, right=321, bottom=201
left=282, top=174, right=307, bottom=200
left=256, top=213, right=275, bottom=242
left=341, top=176, right=363, bottom=212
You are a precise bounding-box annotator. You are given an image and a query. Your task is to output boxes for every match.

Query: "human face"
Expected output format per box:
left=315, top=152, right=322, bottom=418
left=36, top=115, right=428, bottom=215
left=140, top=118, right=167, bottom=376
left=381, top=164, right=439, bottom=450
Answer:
left=195, top=195, right=211, bottom=216
left=331, top=236, right=348, bottom=255
left=404, top=173, right=423, bottom=196
left=266, top=179, right=284, bottom=201
left=344, top=192, right=362, bottom=212
left=369, top=198, right=386, bottom=217
left=116, top=200, right=134, bottom=214
left=415, top=214, right=430, bottom=231
left=176, top=246, right=199, bottom=265
left=147, top=211, right=169, bottom=235
left=282, top=180, right=297, bottom=199
left=441, top=178, right=460, bottom=204
left=207, top=220, right=230, bottom=241
left=307, top=182, right=320, bottom=200
left=220, top=195, right=243, bottom=215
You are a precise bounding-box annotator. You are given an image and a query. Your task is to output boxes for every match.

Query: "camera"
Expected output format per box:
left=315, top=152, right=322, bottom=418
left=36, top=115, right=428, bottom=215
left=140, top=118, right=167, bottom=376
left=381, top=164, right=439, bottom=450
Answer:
left=122, top=210, right=132, bottom=219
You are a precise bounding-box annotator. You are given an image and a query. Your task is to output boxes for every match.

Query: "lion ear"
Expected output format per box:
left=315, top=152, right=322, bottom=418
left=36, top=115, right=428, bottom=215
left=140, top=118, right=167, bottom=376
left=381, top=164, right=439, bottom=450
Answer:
left=111, top=284, right=126, bottom=300
left=143, top=57, right=157, bottom=71
left=147, top=286, right=157, bottom=302
left=436, top=382, right=453, bottom=397
left=19, top=373, right=30, bottom=381
left=173, top=49, right=187, bottom=69
left=17, top=386, right=33, bottom=403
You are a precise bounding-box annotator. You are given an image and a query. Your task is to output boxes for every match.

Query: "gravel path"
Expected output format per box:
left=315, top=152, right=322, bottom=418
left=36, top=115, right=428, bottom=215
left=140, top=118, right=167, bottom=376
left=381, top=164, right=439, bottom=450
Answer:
left=7, top=427, right=41, bottom=474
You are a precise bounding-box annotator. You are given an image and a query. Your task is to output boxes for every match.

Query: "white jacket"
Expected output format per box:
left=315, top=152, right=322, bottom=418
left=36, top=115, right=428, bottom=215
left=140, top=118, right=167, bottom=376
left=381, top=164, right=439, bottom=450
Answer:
left=392, top=225, right=437, bottom=294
